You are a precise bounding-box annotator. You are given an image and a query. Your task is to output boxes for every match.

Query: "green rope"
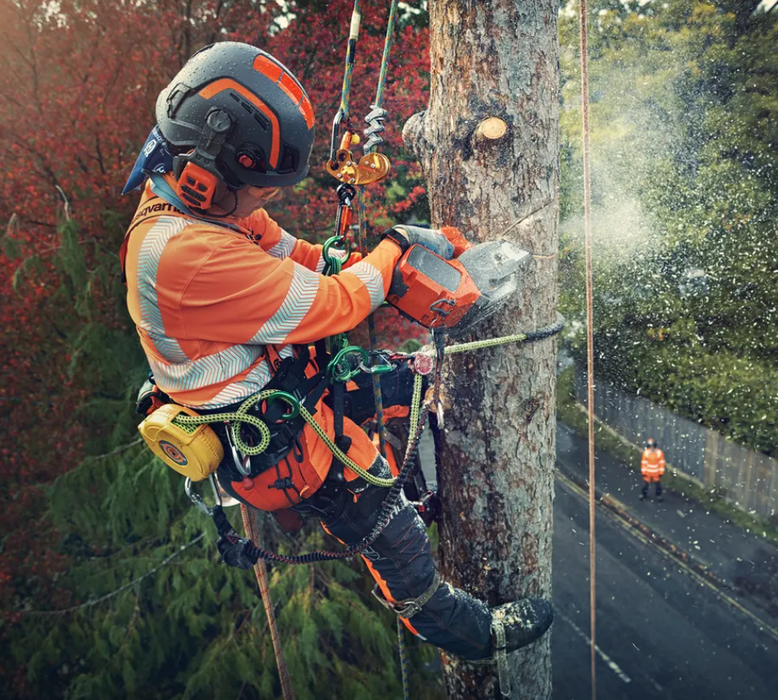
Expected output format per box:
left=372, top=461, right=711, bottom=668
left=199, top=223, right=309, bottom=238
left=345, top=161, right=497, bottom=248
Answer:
left=447, top=333, right=528, bottom=355
left=171, top=382, right=427, bottom=489
left=297, top=403, right=396, bottom=487
left=173, top=390, right=275, bottom=456
left=373, top=0, right=399, bottom=113
left=338, top=0, right=362, bottom=121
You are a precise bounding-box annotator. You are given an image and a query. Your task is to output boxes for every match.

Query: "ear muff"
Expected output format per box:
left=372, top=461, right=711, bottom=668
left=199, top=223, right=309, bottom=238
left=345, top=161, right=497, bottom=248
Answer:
left=175, top=161, right=222, bottom=209
left=173, top=108, right=233, bottom=210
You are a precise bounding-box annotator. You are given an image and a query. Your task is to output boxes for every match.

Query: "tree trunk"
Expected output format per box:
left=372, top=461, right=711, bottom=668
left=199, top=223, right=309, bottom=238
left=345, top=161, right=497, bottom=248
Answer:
left=403, top=1, right=559, bottom=698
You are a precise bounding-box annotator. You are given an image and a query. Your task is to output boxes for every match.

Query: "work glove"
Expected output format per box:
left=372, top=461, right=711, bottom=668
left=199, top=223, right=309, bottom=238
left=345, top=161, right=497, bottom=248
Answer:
left=382, top=225, right=454, bottom=260
left=440, top=226, right=474, bottom=257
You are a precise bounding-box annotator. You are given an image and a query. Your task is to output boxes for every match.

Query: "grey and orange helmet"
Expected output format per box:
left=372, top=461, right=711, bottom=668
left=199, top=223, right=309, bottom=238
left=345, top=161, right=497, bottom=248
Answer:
left=156, top=42, right=315, bottom=209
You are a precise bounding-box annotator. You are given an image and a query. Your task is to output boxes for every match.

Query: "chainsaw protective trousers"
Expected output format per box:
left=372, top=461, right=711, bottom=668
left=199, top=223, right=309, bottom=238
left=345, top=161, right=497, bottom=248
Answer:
left=321, top=477, right=493, bottom=659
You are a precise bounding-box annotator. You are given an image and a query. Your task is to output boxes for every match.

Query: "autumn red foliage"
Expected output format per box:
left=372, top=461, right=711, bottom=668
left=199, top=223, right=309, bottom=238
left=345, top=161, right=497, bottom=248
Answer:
left=0, top=0, right=429, bottom=636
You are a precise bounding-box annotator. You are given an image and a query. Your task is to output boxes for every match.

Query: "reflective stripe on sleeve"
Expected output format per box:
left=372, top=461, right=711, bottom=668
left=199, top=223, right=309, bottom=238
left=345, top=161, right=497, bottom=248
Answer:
left=137, top=216, right=194, bottom=363
left=343, top=260, right=385, bottom=312
left=267, top=229, right=297, bottom=260
left=250, top=263, right=320, bottom=344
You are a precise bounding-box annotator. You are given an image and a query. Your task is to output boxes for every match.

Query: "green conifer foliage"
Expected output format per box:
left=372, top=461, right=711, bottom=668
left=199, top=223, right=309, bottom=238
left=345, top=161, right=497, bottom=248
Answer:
left=4, top=219, right=444, bottom=698
left=558, top=0, right=778, bottom=455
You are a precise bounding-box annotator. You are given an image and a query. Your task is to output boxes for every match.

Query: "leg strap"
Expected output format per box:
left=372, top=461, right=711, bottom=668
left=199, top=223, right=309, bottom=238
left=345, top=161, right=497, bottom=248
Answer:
left=371, top=570, right=442, bottom=619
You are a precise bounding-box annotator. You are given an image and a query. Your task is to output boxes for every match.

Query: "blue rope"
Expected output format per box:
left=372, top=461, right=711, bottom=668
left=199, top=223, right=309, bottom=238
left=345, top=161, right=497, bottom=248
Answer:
left=398, top=618, right=410, bottom=700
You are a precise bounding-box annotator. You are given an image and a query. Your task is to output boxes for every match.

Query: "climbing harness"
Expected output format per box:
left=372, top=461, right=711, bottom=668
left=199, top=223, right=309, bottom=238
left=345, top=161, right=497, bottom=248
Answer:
left=182, top=315, right=564, bottom=567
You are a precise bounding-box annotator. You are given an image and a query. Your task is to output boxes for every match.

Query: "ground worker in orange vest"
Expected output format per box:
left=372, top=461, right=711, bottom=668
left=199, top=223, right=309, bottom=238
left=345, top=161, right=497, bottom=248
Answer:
left=640, top=438, right=665, bottom=502
left=120, top=41, right=552, bottom=662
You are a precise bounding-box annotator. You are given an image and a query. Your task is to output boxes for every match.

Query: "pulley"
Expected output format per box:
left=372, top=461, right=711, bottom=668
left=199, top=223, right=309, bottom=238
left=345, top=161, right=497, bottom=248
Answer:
left=326, top=130, right=391, bottom=185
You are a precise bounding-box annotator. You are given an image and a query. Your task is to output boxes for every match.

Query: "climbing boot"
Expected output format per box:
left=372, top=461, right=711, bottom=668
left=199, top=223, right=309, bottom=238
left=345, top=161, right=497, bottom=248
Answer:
left=490, top=598, right=554, bottom=653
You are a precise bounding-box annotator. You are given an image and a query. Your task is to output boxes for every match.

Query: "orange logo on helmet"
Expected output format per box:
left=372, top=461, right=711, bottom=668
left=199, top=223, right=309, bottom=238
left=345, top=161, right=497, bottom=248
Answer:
left=160, top=440, right=188, bottom=466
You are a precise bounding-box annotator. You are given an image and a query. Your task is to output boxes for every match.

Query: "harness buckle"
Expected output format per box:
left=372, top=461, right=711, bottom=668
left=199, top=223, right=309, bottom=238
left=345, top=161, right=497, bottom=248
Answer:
left=370, top=570, right=442, bottom=619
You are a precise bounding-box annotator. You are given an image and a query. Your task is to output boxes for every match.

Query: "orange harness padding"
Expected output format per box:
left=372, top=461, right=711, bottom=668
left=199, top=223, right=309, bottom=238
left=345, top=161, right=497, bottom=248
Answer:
left=228, top=398, right=381, bottom=511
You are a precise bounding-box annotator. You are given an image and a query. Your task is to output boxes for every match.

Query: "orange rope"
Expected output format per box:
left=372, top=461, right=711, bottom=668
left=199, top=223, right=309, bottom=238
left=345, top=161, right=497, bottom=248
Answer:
left=577, top=0, right=597, bottom=698
left=240, top=505, right=296, bottom=700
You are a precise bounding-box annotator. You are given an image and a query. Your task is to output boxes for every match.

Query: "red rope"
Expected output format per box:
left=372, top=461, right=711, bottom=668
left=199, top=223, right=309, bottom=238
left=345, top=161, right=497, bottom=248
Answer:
left=578, top=0, right=597, bottom=698
left=240, top=505, right=295, bottom=700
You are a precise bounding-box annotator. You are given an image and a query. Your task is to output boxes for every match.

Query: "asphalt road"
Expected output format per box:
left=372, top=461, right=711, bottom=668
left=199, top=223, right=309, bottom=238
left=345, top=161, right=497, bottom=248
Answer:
left=551, top=461, right=778, bottom=700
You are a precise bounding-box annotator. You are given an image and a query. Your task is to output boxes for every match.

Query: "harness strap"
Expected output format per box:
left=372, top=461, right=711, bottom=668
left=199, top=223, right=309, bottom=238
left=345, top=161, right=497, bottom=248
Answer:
left=371, top=569, right=442, bottom=619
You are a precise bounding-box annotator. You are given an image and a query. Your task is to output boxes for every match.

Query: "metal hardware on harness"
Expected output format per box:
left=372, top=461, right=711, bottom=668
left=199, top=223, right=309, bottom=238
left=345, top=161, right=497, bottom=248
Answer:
left=225, top=427, right=252, bottom=477
left=363, top=105, right=388, bottom=153
left=267, top=391, right=301, bottom=420
left=185, top=474, right=222, bottom=516
left=358, top=351, right=395, bottom=376
left=323, top=184, right=357, bottom=275
left=322, top=236, right=349, bottom=276
left=328, top=345, right=370, bottom=382
left=372, top=570, right=442, bottom=619
left=326, top=129, right=391, bottom=185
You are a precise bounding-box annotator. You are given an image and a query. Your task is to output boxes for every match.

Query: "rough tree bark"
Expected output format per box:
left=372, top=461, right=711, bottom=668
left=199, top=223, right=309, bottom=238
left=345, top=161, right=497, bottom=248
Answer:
left=403, top=1, right=559, bottom=698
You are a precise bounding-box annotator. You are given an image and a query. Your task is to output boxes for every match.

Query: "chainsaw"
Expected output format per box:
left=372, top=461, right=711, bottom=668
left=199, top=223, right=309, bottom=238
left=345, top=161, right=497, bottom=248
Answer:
left=385, top=233, right=532, bottom=337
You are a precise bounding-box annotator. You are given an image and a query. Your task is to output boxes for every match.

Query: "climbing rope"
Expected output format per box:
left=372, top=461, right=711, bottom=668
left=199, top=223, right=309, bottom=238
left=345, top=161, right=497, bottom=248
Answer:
left=578, top=0, right=597, bottom=697
left=355, top=0, right=400, bottom=463
left=444, top=317, right=565, bottom=356
left=398, top=618, right=410, bottom=700
left=174, top=388, right=397, bottom=488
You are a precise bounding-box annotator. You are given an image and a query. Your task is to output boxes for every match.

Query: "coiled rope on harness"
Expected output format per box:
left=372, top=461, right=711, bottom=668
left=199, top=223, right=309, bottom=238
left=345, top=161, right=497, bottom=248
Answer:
left=174, top=388, right=397, bottom=488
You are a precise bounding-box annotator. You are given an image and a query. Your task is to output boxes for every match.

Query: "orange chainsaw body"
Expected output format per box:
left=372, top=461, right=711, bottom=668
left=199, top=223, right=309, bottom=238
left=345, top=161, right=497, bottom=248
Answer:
left=386, top=240, right=532, bottom=336
left=386, top=244, right=481, bottom=330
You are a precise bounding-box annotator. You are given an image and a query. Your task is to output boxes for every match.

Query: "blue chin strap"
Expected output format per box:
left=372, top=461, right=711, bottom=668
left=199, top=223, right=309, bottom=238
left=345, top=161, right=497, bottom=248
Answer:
left=123, top=125, right=244, bottom=233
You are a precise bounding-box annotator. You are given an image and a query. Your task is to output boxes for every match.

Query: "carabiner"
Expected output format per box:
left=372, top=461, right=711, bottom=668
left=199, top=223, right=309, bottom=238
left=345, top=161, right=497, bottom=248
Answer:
left=185, top=474, right=222, bottom=516
left=329, top=345, right=369, bottom=382
left=266, top=390, right=301, bottom=420
left=225, top=424, right=252, bottom=477
left=358, top=351, right=396, bottom=376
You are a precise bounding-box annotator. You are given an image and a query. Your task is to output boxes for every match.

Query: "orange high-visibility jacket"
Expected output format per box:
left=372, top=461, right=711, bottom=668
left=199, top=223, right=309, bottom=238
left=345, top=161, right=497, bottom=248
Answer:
left=123, top=180, right=403, bottom=510
left=641, top=448, right=666, bottom=479
left=123, top=180, right=401, bottom=410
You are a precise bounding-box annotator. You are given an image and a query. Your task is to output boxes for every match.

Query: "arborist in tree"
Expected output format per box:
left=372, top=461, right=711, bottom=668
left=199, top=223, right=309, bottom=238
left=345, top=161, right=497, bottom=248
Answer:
left=120, top=41, right=552, bottom=662
left=640, top=438, right=665, bottom=502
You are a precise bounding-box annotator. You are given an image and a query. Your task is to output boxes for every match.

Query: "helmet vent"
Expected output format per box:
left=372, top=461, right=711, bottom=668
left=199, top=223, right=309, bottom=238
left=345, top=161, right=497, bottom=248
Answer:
left=227, top=91, right=269, bottom=131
